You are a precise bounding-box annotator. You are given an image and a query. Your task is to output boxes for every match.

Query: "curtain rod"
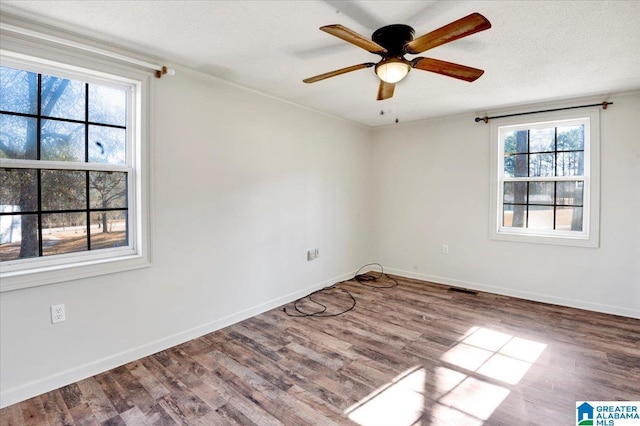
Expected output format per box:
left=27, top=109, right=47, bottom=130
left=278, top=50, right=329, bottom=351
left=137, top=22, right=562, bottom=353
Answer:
left=0, top=22, right=173, bottom=78
left=474, top=101, right=612, bottom=123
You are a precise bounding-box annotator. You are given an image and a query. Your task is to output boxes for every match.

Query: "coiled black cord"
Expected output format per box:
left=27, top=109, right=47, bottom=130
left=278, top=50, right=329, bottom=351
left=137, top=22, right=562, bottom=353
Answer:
left=283, top=285, right=356, bottom=318
left=283, top=263, right=397, bottom=317
left=353, top=263, right=398, bottom=289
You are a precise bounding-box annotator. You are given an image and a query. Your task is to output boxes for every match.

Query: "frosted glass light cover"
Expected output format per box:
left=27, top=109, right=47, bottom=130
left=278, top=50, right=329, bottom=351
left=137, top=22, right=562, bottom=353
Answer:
left=376, top=61, right=410, bottom=83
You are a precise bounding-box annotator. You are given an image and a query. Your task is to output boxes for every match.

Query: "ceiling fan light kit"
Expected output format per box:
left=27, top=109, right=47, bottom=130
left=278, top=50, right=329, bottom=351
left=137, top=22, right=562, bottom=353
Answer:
left=303, top=12, right=492, bottom=101
left=375, top=58, right=411, bottom=83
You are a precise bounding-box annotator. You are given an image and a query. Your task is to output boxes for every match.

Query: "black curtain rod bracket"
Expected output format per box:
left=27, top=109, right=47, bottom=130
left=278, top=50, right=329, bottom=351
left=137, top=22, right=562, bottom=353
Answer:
left=474, top=101, right=612, bottom=124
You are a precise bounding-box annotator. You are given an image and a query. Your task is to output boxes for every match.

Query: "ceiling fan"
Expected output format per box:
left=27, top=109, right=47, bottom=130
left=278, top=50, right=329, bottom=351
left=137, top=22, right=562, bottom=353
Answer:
left=303, top=13, right=491, bottom=100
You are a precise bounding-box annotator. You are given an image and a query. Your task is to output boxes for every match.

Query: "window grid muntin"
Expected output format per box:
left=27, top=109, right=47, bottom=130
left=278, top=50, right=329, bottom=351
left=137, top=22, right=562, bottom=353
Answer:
left=0, top=65, right=131, bottom=262
left=1, top=109, right=126, bottom=130
left=499, top=118, right=588, bottom=235
left=0, top=166, right=129, bottom=259
left=504, top=131, right=585, bottom=179
left=502, top=180, right=585, bottom=229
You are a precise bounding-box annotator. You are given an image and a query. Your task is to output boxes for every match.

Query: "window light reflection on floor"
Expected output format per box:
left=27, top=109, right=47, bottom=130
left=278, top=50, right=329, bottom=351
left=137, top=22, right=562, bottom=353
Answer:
left=435, top=326, right=547, bottom=424
left=437, top=373, right=511, bottom=421
left=448, top=326, right=548, bottom=385
left=346, top=366, right=426, bottom=426
left=344, top=326, right=546, bottom=426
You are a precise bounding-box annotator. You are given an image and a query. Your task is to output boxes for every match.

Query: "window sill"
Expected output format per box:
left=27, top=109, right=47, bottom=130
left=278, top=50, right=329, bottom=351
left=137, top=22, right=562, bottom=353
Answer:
left=0, top=254, right=151, bottom=292
left=490, top=229, right=598, bottom=248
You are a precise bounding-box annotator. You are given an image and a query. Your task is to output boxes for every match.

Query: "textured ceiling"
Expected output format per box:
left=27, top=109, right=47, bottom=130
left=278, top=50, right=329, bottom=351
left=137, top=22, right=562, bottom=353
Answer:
left=1, top=1, right=639, bottom=127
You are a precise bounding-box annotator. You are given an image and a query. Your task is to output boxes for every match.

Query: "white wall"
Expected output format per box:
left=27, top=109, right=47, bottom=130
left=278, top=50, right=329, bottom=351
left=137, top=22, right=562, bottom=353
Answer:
left=0, top=69, right=374, bottom=407
left=370, top=92, right=640, bottom=319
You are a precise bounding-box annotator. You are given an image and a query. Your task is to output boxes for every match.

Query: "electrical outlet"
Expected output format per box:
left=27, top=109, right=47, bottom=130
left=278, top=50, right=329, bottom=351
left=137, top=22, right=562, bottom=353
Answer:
left=307, top=248, right=320, bottom=261
left=442, top=244, right=449, bottom=254
left=51, top=304, right=65, bottom=324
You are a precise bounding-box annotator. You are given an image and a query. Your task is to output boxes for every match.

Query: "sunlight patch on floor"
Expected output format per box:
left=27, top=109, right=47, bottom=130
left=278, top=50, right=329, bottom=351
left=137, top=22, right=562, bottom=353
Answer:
left=346, top=366, right=426, bottom=426
left=344, top=326, right=546, bottom=426
left=437, top=373, right=511, bottom=420
left=430, top=402, right=485, bottom=426
left=446, top=326, right=547, bottom=385
left=432, top=326, right=547, bottom=423
left=477, top=353, right=532, bottom=384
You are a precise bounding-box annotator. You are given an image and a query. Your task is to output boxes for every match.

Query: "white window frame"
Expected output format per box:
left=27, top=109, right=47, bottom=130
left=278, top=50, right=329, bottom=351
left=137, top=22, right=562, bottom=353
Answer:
left=0, top=40, right=151, bottom=291
left=489, top=108, right=600, bottom=247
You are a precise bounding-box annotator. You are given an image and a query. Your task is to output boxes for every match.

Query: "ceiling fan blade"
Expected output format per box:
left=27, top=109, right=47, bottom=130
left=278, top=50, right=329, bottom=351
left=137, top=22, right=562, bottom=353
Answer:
left=377, top=81, right=395, bottom=100
left=320, top=25, right=387, bottom=55
left=412, top=57, right=484, bottom=82
left=404, top=13, right=491, bottom=54
left=303, top=62, right=375, bottom=83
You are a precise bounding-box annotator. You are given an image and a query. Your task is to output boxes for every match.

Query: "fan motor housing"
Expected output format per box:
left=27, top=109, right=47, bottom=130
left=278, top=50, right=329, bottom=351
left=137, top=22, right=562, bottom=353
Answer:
left=372, top=24, right=415, bottom=56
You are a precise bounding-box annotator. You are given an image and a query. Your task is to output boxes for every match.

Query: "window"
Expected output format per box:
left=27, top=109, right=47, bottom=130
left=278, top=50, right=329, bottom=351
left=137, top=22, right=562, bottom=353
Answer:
left=489, top=109, right=600, bottom=247
left=0, top=48, right=150, bottom=290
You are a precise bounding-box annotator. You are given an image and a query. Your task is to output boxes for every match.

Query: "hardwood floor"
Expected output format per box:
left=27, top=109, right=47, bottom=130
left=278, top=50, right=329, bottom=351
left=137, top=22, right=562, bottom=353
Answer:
left=2, top=275, right=639, bottom=425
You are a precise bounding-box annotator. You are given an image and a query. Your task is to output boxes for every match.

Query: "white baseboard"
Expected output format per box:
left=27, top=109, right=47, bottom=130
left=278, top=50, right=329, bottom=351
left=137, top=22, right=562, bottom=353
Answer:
left=0, top=270, right=355, bottom=409
left=384, top=267, right=640, bottom=320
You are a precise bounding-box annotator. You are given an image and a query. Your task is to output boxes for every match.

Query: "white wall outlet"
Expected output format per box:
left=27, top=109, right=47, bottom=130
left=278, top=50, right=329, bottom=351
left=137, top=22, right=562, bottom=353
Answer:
left=442, top=244, right=449, bottom=254
left=51, top=304, right=66, bottom=323
left=307, top=248, right=320, bottom=261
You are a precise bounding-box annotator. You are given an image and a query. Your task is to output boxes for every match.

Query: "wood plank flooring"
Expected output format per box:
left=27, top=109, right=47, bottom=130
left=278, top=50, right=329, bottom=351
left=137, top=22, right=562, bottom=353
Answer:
left=2, top=275, right=639, bottom=425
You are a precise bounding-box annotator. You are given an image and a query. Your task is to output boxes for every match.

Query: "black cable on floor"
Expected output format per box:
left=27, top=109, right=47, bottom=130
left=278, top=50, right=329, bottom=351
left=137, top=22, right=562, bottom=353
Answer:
left=353, top=263, right=398, bottom=289
left=283, top=285, right=356, bottom=318
left=283, top=263, right=397, bottom=318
